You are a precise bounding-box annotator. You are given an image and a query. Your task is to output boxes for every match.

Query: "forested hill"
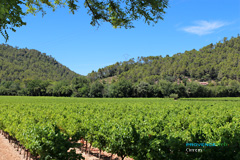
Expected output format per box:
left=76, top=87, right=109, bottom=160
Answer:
left=0, top=44, right=79, bottom=81
left=87, top=35, right=240, bottom=83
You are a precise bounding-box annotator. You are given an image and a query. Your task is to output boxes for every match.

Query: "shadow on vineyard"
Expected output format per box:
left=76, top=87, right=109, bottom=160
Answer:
left=185, top=132, right=240, bottom=160
left=129, top=131, right=240, bottom=160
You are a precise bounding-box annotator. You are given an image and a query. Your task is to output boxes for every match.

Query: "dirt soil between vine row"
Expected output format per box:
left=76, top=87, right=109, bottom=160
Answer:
left=0, top=133, right=133, bottom=160
left=0, top=133, right=24, bottom=160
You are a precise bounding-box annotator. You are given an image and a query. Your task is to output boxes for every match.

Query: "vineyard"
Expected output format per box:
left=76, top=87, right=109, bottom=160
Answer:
left=0, top=96, right=240, bottom=160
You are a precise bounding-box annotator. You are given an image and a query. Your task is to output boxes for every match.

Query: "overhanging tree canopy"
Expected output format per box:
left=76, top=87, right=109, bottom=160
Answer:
left=0, top=0, right=169, bottom=42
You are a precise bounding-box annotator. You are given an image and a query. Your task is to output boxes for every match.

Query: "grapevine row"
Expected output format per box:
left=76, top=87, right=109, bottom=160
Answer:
left=0, top=97, right=239, bottom=159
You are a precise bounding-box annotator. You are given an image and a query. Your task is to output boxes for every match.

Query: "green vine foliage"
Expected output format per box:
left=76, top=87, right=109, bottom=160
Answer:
left=0, top=96, right=240, bottom=159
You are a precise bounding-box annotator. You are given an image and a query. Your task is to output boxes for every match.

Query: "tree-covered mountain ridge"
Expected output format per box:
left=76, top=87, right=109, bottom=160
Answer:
left=1, top=36, right=240, bottom=98
left=88, top=35, right=240, bottom=84
left=0, top=44, right=80, bottom=81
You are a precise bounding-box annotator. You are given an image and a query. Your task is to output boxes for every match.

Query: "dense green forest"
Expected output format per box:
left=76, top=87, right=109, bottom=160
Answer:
left=88, top=35, right=240, bottom=83
left=0, top=35, right=240, bottom=97
left=0, top=44, right=79, bottom=81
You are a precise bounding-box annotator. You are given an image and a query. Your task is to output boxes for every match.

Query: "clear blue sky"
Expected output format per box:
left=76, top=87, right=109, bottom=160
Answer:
left=1, top=0, right=240, bottom=75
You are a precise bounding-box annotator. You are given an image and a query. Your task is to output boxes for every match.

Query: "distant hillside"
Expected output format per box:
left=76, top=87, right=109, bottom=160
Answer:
left=0, top=44, right=80, bottom=81
left=88, top=35, right=240, bottom=83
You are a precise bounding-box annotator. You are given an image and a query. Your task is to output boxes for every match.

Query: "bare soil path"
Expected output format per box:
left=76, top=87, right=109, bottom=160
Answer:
left=0, top=133, right=133, bottom=160
left=0, top=133, right=24, bottom=160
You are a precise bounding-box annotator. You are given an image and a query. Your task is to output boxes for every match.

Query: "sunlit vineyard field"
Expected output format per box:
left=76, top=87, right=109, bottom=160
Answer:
left=0, top=96, right=239, bottom=160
